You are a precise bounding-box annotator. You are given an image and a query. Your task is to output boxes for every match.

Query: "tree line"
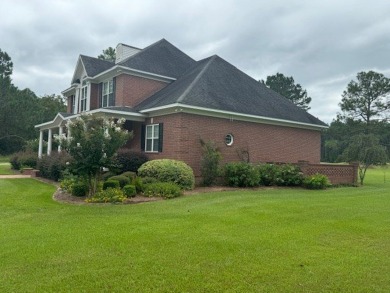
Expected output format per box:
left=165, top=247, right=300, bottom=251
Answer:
left=0, top=49, right=66, bottom=155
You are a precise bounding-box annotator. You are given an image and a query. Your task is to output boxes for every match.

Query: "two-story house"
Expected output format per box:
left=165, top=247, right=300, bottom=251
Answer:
left=35, top=38, right=327, bottom=178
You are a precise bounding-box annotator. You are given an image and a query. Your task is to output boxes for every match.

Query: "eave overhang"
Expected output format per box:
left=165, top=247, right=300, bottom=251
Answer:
left=140, top=103, right=328, bottom=131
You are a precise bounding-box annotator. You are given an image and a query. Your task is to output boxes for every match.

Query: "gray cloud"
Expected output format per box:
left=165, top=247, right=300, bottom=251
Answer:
left=2, top=0, right=390, bottom=123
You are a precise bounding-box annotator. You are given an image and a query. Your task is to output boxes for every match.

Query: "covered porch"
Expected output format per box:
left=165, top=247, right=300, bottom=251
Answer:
left=34, top=107, right=147, bottom=158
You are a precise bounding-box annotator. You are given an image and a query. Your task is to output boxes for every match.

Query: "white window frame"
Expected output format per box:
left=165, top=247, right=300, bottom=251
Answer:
left=102, top=79, right=114, bottom=107
left=145, top=124, right=159, bottom=152
left=80, top=85, right=87, bottom=112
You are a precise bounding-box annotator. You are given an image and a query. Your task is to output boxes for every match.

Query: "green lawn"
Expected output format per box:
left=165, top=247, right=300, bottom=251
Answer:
left=1, top=169, right=389, bottom=292
left=0, top=162, right=16, bottom=175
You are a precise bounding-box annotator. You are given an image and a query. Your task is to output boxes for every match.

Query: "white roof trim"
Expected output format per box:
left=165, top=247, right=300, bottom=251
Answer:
left=140, top=103, right=328, bottom=130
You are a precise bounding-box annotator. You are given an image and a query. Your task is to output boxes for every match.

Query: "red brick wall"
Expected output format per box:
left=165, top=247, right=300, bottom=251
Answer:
left=133, top=113, right=322, bottom=177
left=90, top=83, right=99, bottom=110
left=115, top=74, right=168, bottom=107
left=67, top=95, right=74, bottom=113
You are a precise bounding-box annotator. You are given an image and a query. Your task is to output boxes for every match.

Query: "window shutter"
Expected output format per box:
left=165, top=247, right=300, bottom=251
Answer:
left=112, top=77, right=116, bottom=106
left=158, top=123, right=163, bottom=152
left=141, top=124, right=146, bottom=151
left=99, top=82, right=103, bottom=108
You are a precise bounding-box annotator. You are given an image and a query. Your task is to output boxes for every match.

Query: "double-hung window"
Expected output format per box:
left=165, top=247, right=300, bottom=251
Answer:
left=80, top=84, right=87, bottom=112
left=145, top=124, right=160, bottom=152
left=102, top=79, right=114, bottom=107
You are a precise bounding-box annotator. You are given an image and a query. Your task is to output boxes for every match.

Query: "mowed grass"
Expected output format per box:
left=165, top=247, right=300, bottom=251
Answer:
left=0, top=162, right=16, bottom=175
left=1, top=169, right=390, bottom=292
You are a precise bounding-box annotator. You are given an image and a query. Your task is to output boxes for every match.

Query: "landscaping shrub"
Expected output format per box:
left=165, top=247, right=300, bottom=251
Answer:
left=139, top=176, right=159, bottom=185
left=86, top=188, right=126, bottom=203
left=103, top=180, right=120, bottom=190
left=108, top=175, right=130, bottom=188
left=37, top=152, right=72, bottom=181
left=101, top=171, right=115, bottom=181
left=59, top=173, right=79, bottom=194
left=273, top=164, right=304, bottom=186
left=121, top=171, right=136, bottom=179
left=116, top=149, right=148, bottom=173
left=10, top=150, right=37, bottom=170
left=303, top=173, right=331, bottom=189
left=131, top=176, right=144, bottom=193
left=138, top=159, right=195, bottom=190
left=200, top=139, right=222, bottom=186
left=224, top=162, right=259, bottom=187
left=257, top=163, right=278, bottom=186
left=143, top=182, right=182, bottom=199
left=72, top=182, right=89, bottom=197
left=123, top=184, right=137, bottom=197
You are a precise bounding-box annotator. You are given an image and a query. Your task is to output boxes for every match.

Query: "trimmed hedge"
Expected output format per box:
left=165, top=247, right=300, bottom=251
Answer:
left=138, top=159, right=195, bottom=190
left=10, top=150, right=38, bottom=170
left=224, top=162, right=259, bottom=187
left=143, top=182, right=182, bottom=199
left=86, top=188, right=126, bottom=203
left=123, top=184, right=137, bottom=197
left=108, top=175, right=130, bottom=188
left=116, top=149, right=148, bottom=173
left=103, top=180, right=120, bottom=190
left=72, top=182, right=89, bottom=197
left=303, top=173, right=331, bottom=189
left=37, top=152, right=72, bottom=181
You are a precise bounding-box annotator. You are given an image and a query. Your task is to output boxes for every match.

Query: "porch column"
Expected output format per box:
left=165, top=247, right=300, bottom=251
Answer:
left=47, top=128, right=52, bottom=155
left=38, top=130, right=43, bottom=158
left=58, top=126, right=63, bottom=152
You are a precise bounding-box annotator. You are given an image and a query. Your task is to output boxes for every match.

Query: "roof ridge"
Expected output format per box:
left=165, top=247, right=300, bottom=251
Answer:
left=176, top=56, right=217, bottom=103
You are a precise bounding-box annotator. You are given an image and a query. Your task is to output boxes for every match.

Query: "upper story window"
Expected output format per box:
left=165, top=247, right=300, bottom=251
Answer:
left=102, top=79, right=114, bottom=107
left=80, top=85, right=87, bottom=112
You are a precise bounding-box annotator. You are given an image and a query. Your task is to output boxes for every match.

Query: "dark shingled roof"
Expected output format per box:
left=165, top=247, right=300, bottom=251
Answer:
left=119, top=39, right=196, bottom=78
left=80, top=55, right=114, bottom=77
left=135, top=55, right=326, bottom=127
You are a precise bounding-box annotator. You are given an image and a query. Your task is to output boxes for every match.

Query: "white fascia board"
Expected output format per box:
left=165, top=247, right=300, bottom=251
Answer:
left=61, top=85, right=77, bottom=96
left=88, top=108, right=146, bottom=122
left=140, top=103, right=328, bottom=131
left=90, top=65, right=176, bottom=83
left=35, top=113, right=73, bottom=130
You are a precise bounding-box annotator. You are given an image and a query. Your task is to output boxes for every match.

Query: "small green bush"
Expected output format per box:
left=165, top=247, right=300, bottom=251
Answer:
left=303, top=173, right=331, bottom=189
left=200, top=139, right=222, bottom=186
left=143, top=182, right=182, bottom=199
left=116, top=149, right=149, bottom=173
left=224, top=162, right=259, bottom=187
left=72, top=182, right=89, bottom=197
left=101, top=171, right=115, bottom=181
left=140, top=176, right=159, bottom=185
left=121, top=171, right=136, bottom=179
left=138, top=159, right=195, bottom=190
left=60, top=173, right=80, bottom=194
left=37, top=152, right=72, bottom=181
left=273, top=164, right=303, bottom=186
left=123, top=184, right=137, bottom=197
left=103, top=180, right=120, bottom=190
left=257, top=164, right=278, bottom=186
left=131, top=177, right=144, bottom=193
left=10, top=150, right=38, bottom=170
left=86, top=188, right=126, bottom=203
left=108, top=175, right=130, bottom=188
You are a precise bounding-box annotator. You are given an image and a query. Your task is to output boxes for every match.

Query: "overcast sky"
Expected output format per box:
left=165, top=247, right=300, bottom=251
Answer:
left=2, top=0, right=390, bottom=123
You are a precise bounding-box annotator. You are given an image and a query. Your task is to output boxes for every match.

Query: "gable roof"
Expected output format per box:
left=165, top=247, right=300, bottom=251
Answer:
left=119, top=39, right=196, bottom=78
left=80, top=55, right=115, bottom=77
left=135, top=55, right=326, bottom=127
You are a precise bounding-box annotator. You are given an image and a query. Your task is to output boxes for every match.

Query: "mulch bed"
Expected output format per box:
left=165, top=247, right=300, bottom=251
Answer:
left=52, top=186, right=255, bottom=205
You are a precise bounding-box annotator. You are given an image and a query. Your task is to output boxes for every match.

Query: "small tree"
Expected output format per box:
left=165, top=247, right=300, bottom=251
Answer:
left=200, top=139, right=222, bottom=186
left=342, top=134, right=387, bottom=185
left=261, top=73, right=312, bottom=110
left=58, top=114, right=132, bottom=196
left=98, top=47, right=116, bottom=62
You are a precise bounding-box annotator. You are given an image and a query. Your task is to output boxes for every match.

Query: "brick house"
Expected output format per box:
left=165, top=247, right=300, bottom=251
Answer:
left=35, top=39, right=327, bottom=178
